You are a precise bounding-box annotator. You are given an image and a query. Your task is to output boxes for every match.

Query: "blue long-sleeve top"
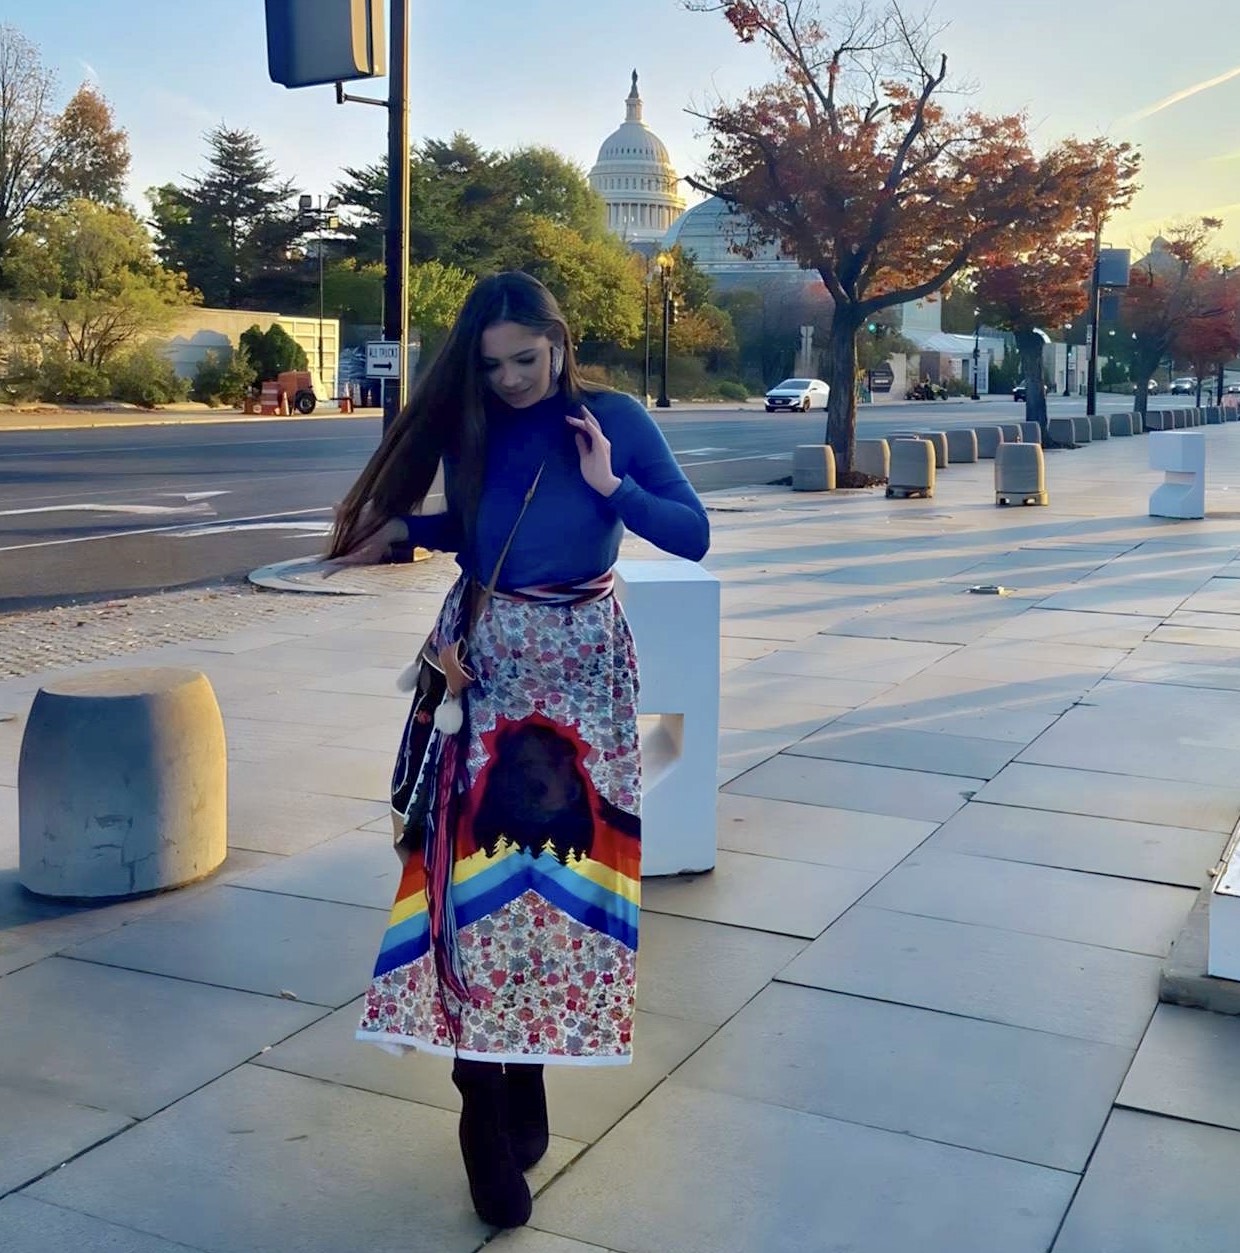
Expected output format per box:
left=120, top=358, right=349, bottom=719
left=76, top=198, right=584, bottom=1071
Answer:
left=399, top=389, right=709, bottom=590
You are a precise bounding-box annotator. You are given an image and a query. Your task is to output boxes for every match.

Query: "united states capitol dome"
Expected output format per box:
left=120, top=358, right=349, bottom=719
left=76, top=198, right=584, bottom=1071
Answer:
left=589, top=71, right=685, bottom=244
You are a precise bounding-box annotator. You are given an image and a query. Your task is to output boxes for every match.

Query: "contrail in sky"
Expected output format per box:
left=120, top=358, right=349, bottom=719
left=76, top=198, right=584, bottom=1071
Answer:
left=1129, top=64, right=1240, bottom=122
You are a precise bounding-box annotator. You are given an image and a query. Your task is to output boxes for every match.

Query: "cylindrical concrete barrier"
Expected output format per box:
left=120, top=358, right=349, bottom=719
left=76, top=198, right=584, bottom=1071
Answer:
left=1072, top=417, right=1093, bottom=444
left=1172, top=411, right=1187, bottom=429
left=887, top=437, right=935, bottom=498
left=792, top=444, right=836, bottom=491
left=1019, top=421, right=1042, bottom=446
left=1046, top=416, right=1076, bottom=448
left=995, top=443, right=1048, bottom=506
left=1132, top=411, right=1145, bottom=434
left=18, top=668, right=227, bottom=899
left=975, top=427, right=1004, bottom=459
left=853, top=438, right=890, bottom=480
left=946, top=428, right=979, bottom=463
left=1144, top=411, right=1169, bottom=431
left=1109, top=412, right=1134, bottom=437
left=1089, top=414, right=1110, bottom=440
left=1206, top=407, right=1223, bottom=425
left=998, top=423, right=1023, bottom=444
left=918, top=431, right=949, bottom=468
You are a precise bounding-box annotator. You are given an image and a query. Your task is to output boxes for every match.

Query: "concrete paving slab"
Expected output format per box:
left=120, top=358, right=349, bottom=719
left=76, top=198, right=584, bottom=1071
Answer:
left=217, top=715, right=334, bottom=766
left=862, top=848, right=1195, bottom=955
left=0, top=1083, right=132, bottom=1195
left=722, top=666, right=892, bottom=710
left=0, top=1195, right=206, bottom=1253
left=1052, top=1109, right=1240, bottom=1253
left=787, top=723, right=1019, bottom=779
left=488, top=1233, right=615, bottom=1253
left=233, top=743, right=391, bottom=804
left=985, top=608, right=1162, bottom=648
left=760, top=633, right=956, bottom=682
left=1018, top=680, right=1240, bottom=787
left=716, top=727, right=800, bottom=786
left=926, top=640, right=1121, bottom=683
left=636, top=912, right=805, bottom=1026
left=926, top=802, right=1224, bottom=888
left=830, top=593, right=1039, bottom=645
left=1118, top=1003, right=1240, bottom=1131
left=223, top=686, right=409, bottom=732
left=716, top=792, right=935, bottom=873
left=778, top=906, right=1160, bottom=1048
left=1179, top=576, right=1240, bottom=614
left=230, top=829, right=397, bottom=910
left=724, top=753, right=982, bottom=822
left=640, top=848, right=879, bottom=939
left=535, top=1082, right=1075, bottom=1253
left=674, top=983, right=1130, bottom=1172
left=227, top=784, right=389, bottom=856
left=977, top=762, right=1240, bottom=832
left=0, top=958, right=324, bottom=1118
left=258, top=998, right=712, bottom=1144
left=63, top=885, right=387, bottom=1008
left=716, top=694, right=845, bottom=736
left=26, top=1063, right=581, bottom=1253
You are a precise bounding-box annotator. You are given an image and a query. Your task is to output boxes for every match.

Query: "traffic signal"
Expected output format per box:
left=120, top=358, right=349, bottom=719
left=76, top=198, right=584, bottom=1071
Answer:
left=266, top=0, right=385, bottom=89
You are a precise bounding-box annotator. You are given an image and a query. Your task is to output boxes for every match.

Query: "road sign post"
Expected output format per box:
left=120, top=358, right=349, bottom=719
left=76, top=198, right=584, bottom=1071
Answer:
left=366, top=341, right=401, bottom=380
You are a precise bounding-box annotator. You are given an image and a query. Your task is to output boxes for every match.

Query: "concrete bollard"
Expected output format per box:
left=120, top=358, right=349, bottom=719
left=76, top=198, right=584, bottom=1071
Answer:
left=1072, top=417, right=1093, bottom=444
left=1144, top=411, right=1170, bottom=431
left=1132, top=411, right=1145, bottom=434
left=615, top=561, right=720, bottom=876
left=1046, top=417, right=1077, bottom=448
left=1172, top=411, right=1188, bottom=429
left=1019, top=421, right=1043, bottom=446
left=1149, top=430, right=1205, bottom=520
left=1226, top=405, right=1239, bottom=422
left=19, top=669, right=227, bottom=899
left=853, top=438, right=890, bottom=480
left=1206, top=407, right=1223, bottom=425
left=886, top=437, right=935, bottom=498
left=995, top=442, right=1048, bottom=506
left=975, top=426, right=1004, bottom=459
left=792, top=444, right=836, bottom=491
left=946, top=428, right=979, bottom=463
left=998, top=423, right=1023, bottom=444
left=1109, top=412, right=1134, bottom=437
left=918, top=431, right=950, bottom=468
left=1089, top=414, right=1110, bottom=440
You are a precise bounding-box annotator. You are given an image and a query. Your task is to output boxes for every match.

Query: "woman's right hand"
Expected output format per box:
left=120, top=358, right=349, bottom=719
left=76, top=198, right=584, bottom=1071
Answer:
left=326, top=507, right=408, bottom=567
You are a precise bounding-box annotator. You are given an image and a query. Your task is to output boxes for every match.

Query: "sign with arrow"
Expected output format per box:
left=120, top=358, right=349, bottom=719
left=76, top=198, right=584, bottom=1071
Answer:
left=366, top=341, right=401, bottom=378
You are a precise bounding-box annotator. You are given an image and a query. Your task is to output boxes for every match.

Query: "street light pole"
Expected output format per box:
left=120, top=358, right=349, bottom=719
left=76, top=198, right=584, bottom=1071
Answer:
left=642, top=270, right=651, bottom=407
left=656, top=252, right=673, bottom=409
left=971, top=309, right=980, bottom=401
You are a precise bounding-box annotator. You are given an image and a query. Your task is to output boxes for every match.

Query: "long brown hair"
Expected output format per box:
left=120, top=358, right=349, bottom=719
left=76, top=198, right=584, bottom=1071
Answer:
left=328, top=271, right=586, bottom=559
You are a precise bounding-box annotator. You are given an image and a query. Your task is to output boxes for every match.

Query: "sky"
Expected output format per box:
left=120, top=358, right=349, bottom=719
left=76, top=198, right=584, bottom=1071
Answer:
left=10, top=0, right=1240, bottom=256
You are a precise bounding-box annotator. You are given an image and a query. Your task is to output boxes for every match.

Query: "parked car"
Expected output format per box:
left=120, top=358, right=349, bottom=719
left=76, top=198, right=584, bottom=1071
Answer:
left=1147, top=379, right=1160, bottom=394
left=1226, top=383, right=1240, bottom=396
left=765, top=378, right=830, bottom=412
left=1012, top=381, right=1048, bottom=402
left=1170, top=377, right=1198, bottom=395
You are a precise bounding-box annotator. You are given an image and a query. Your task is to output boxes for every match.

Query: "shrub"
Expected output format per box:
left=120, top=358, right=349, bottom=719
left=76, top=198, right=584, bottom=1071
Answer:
left=943, top=376, right=973, bottom=397
left=717, top=380, right=749, bottom=401
left=38, top=355, right=111, bottom=403
left=192, top=345, right=256, bottom=407
left=239, top=323, right=307, bottom=386
left=111, top=343, right=189, bottom=408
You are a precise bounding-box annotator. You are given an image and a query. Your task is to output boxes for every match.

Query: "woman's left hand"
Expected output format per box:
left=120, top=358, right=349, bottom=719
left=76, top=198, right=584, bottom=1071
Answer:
left=567, top=406, right=621, bottom=498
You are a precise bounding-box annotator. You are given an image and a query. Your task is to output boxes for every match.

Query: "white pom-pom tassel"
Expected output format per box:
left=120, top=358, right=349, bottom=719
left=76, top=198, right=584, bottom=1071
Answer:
left=395, top=660, right=421, bottom=693
left=433, top=695, right=464, bottom=735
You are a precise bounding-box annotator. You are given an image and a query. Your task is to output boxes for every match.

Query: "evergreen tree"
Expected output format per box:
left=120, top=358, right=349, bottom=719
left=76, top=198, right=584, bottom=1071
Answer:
left=149, top=125, right=304, bottom=309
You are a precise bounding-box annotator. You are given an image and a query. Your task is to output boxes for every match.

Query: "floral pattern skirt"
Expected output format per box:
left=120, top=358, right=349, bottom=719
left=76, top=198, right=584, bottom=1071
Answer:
left=357, top=579, right=641, bottom=1066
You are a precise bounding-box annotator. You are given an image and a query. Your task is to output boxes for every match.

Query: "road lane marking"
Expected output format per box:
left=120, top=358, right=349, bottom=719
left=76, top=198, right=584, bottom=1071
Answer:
left=0, top=502, right=215, bottom=518
left=0, top=507, right=333, bottom=554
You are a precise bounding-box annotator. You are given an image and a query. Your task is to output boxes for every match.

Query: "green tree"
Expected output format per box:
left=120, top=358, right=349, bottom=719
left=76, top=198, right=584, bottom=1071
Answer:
left=407, top=260, right=475, bottom=335
left=322, top=257, right=384, bottom=323
left=0, top=28, right=130, bottom=274
left=149, top=126, right=303, bottom=308
left=521, top=217, right=643, bottom=345
left=191, top=343, right=255, bottom=405
left=504, top=146, right=607, bottom=240
left=238, top=322, right=307, bottom=384
left=6, top=200, right=193, bottom=368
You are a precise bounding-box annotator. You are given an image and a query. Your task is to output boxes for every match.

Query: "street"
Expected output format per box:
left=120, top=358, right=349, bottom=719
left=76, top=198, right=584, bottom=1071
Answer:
left=0, top=393, right=1160, bottom=611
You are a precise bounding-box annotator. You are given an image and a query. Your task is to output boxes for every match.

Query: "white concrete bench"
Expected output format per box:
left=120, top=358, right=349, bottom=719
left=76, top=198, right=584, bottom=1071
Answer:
left=1148, top=429, right=1205, bottom=519
left=19, top=669, right=227, bottom=899
left=614, top=560, right=720, bottom=876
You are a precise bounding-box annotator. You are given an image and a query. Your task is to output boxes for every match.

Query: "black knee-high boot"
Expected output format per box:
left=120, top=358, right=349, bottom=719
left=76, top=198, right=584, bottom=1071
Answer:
left=451, top=1058, right=532, bottom=1228
left=505, top=1063, right=548, bottom=1171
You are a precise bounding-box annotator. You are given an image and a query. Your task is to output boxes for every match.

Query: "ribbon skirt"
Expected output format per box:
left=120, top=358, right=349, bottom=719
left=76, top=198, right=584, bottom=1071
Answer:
left=357, top=574, right=642, bottom=1065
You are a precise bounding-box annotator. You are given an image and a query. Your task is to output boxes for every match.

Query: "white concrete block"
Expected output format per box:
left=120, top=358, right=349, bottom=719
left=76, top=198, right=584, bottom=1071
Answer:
left=1209, top=824, right=1240, bottom=980
left=615, top=560, right=721, bottom=876
left=1149, top=430, right=1206, bottom=520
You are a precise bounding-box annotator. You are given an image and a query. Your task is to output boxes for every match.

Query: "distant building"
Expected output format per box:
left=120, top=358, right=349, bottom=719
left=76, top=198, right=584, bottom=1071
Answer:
left=588, top=72, right=685, bottom=245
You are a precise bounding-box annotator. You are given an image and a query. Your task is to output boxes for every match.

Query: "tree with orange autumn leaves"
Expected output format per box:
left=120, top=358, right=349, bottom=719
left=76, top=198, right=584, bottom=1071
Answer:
left=689, top=0, right=1141, bottom=470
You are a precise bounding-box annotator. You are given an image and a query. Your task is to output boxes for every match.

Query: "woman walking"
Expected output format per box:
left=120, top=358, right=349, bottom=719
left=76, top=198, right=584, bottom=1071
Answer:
left=327, top=271, right=709, bottom=1228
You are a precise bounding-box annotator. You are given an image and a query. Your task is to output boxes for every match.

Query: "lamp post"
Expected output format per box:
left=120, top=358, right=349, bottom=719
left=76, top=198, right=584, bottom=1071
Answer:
left=971, top=309, right=981, bottom=401
left=656, top=250, right=674, bottom=409
left=642, top=264, right=652, bottom=407
left=298, top=193, right=341, bottom=391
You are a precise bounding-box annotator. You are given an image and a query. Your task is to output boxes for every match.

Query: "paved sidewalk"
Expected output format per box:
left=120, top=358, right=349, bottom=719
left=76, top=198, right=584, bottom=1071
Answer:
left=5, top=426, right=1240, bottom=1251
